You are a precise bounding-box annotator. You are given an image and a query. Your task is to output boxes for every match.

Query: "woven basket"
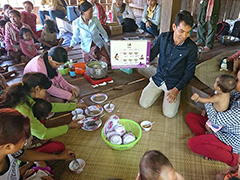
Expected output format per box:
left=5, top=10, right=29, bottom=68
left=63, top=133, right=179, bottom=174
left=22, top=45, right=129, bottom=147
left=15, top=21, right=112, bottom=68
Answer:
left=101, top=119, right=142, bottom=150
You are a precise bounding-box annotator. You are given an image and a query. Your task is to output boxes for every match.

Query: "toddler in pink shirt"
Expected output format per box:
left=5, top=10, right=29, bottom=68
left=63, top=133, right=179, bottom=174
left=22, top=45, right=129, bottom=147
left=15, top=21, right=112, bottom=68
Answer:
left=19, top=27, right=38, bottom=60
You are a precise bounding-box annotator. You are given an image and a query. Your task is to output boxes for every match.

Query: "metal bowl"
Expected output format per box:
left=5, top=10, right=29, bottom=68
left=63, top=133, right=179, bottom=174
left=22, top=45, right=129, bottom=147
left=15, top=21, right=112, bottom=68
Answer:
left=218, top=35, right=240, bottom=45
left=86, top=59, right=108, bottom=79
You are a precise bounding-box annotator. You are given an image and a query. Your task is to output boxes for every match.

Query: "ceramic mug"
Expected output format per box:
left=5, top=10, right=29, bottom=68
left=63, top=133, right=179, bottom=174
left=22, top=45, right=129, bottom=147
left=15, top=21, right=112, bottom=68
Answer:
left=122, top=133, right=136, bottom=144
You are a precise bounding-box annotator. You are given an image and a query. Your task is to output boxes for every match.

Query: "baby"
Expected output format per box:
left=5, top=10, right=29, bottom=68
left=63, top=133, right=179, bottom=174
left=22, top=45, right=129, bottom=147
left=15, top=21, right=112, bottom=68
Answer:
left=39, top=19, right=64, bottom=50
left=191, top=74, right=236, bottom=133
left=136, top=150, right=184, bottom=180
left=32, top=98, right=53, bottom=124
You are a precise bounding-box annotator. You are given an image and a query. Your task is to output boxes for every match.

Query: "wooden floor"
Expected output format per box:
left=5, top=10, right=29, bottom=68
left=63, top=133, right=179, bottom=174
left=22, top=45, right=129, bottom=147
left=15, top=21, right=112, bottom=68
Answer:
left=2, top=33, right=240, bottom=103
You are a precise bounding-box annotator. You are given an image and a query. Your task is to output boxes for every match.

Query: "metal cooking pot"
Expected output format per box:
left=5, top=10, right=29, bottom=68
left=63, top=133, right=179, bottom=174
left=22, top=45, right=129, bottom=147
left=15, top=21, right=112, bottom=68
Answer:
left=86, top=59, right=108, bottom=79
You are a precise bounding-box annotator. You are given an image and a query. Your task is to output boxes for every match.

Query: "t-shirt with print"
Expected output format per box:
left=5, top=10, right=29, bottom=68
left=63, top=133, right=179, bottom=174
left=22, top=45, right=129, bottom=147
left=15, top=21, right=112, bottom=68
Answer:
left=0, top=148, right=24, bottom=180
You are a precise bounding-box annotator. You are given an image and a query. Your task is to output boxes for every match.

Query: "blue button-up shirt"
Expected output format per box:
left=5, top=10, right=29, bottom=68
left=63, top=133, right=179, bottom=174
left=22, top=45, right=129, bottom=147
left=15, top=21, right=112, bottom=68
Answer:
left=205, top=91, right=240, bottom=154
left=150, top=32, right=197, bottom=91
left=70, top=16, right=109, bottom=53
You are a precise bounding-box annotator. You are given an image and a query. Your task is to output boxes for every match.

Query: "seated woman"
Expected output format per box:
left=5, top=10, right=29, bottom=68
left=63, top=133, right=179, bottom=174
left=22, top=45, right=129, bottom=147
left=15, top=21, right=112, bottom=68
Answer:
left=186, top=67, right=240, bottom=167
left=39, top=0, right=67, bottom=26
left=0, top=72, right=87, bottom=154
left=4, top=10, right=37, bottom=62
left=139, top=0, right=161, bottom=37
left=24, top=46, right=79, bottom=102
left=111, top=0, right=138, bottom=32
left=69, top=0, right=110, bottom=65
left=88, top=0, right=108, bottom=33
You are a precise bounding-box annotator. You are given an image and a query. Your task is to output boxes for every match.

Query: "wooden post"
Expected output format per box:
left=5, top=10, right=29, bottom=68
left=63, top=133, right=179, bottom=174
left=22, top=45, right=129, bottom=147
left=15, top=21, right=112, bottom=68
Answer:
left=160, top=0, right=182, bottom=33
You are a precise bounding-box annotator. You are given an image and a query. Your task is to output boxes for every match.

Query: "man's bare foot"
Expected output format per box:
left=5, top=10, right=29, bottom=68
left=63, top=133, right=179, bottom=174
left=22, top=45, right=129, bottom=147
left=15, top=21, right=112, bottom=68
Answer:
left=196, top=42, right=204, bottom=46
left=203, top=46, right=211, bottom=52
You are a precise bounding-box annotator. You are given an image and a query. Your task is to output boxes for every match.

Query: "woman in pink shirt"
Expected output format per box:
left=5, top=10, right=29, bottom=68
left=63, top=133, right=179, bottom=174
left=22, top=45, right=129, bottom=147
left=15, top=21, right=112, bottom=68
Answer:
left=4, top=9, right=33, bottom=62
left=24, top=46, right=79, bottom=102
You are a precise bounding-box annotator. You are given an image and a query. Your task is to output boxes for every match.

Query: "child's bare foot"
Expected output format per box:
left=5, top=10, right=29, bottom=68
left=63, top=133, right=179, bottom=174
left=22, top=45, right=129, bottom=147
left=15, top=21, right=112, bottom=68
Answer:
left=35, top=160, right=47, bottom=168
left=204, top=156, right=214, bottom=161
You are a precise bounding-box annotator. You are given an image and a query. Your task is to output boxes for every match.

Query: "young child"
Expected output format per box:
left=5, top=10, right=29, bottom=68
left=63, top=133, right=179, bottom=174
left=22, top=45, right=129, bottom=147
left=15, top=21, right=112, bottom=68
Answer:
left=136, top=150, right=184, bottom=180
left=32, top=98, right=52, bottom=125
left=191, top=74, right=236, bottom=133
left=0, top=108, right=74, bottom=180
left=2, top=4, right=13, bottom=22
left=21, top=1, right=42, bottom=39
left=25, top=98, right=65, bottom=154
left=38, top=19, right=64, bottom=50
left=0, top=19, right=6, bottom=50
left=139, top=0, right=161, bottom=37
left=111, top=0, right=138, bottom=32
left=19, top=27, right=38, bottom=60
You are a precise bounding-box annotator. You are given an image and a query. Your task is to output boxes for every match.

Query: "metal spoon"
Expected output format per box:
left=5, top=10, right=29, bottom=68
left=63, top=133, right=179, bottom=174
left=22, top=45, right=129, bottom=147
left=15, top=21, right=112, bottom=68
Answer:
left=72, top=155, right=80, bottom=170
left=87, top=107, right=94, bottom=115
left=75, top=110, right=78, bottom=116
left=143, top=122, right=155, bottom=128
left=107, top=101, right=112, bottom=109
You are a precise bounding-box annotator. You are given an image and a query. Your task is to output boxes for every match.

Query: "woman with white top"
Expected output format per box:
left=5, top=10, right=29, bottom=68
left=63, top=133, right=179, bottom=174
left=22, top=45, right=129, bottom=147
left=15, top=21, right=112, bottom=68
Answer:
left=69, top=0, right=110, bottom=65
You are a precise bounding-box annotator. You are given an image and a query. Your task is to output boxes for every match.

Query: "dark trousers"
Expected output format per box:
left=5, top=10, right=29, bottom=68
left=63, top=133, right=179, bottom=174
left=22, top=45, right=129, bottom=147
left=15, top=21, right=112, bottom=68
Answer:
left=197, top=0, right=221, bottom=49
left=121, top=18, right=138, bottom=32
left=39, top=10, right=66, bottom=25
left=139, top=21, right=159, bottom=37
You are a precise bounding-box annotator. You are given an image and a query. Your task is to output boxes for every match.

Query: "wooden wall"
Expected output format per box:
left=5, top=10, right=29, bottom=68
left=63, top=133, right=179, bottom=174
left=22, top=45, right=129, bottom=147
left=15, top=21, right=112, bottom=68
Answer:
left=129, top=0, right=240, bottom=21
left=182, top=0, right=240, bottom=21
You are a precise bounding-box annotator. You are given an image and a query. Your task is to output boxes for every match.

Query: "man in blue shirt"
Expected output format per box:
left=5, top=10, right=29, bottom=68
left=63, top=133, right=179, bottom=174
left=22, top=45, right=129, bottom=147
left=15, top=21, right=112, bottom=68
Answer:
left=139, top=10, right=198, bottom=118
